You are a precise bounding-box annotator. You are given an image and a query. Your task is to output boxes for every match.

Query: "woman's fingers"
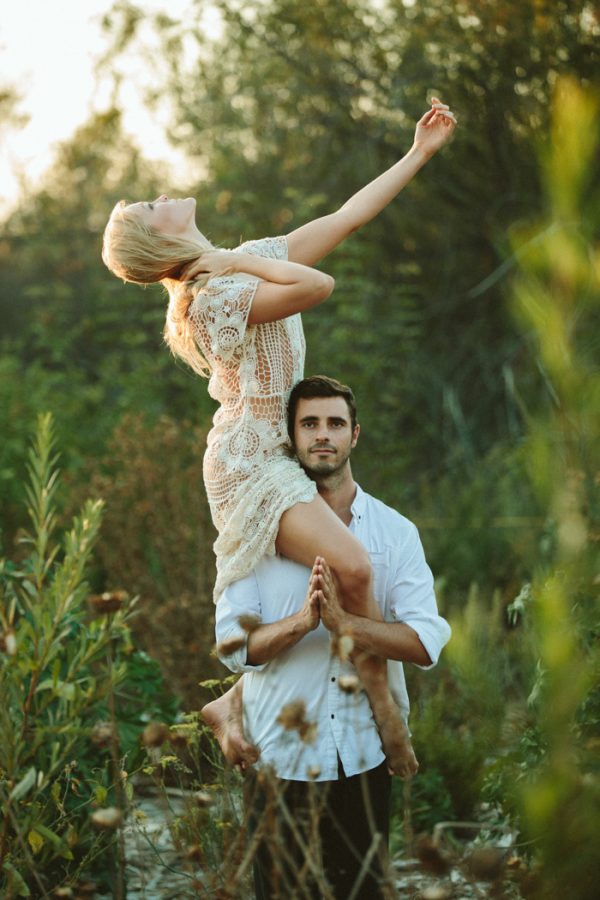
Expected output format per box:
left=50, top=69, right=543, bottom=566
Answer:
left=181, top=254, right=210, bottom=280
left=418, top=107, right=437, bottom=126
left=429, top=97, right=457, bottom=125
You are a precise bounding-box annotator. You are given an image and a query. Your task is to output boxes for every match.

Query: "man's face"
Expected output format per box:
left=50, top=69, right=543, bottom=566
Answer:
left=293, top=396, right=359, bottom=477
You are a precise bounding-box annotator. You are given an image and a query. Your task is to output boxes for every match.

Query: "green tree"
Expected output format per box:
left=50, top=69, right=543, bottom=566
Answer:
left=0, top=110, right=216, bottom=544
left=98, top=0, right=598, bottom=506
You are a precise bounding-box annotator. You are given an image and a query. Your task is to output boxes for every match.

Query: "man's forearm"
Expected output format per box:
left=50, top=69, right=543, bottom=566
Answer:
left=246, top=612, right=312, bottom=665
left=343, top=615, right=432, bottom=666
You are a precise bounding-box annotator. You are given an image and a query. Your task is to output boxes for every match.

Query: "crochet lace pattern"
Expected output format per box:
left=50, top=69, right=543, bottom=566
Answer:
left=188, top=236, right=317, bottom=599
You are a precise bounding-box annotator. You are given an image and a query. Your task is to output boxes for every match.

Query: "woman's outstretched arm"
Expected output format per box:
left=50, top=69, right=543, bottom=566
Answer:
left=286, top=98, right=457, bottom=266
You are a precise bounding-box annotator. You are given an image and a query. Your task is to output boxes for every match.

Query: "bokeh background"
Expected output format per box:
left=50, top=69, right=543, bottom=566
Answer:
left=1, top=2, right=598, bottom=897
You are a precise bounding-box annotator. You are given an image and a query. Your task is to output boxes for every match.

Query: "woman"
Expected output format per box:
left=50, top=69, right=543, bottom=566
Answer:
left=102, top=99, right=456, bottom=775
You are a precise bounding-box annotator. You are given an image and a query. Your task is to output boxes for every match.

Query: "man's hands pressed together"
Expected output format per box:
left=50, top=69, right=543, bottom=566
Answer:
left=313, top=556, right=433, bottom=667
left=311, top=556, right=347, bottom=634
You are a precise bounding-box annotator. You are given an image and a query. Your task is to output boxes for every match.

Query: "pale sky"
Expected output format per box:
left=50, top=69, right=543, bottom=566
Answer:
left=0, top=0, right=217, bottom=218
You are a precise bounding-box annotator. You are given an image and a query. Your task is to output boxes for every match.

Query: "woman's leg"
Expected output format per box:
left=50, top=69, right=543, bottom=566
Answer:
left=206, top=497, right=417, bottom=776
left=277, top=497, right=418, bottom=777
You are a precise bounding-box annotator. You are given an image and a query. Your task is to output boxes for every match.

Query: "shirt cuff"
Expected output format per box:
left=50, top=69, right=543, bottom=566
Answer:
left=406, top=617, right=452, bottom=669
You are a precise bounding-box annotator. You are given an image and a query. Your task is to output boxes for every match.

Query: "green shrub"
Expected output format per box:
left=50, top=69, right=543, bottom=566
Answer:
left=0, top=414, right=177, bottom=897
left=82, top=413, right=222, bottom=709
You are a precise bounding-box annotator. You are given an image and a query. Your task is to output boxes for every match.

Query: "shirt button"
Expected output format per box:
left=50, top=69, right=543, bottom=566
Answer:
left=331, top=677, right=336, bottom=682
left=331, top=714, right=335, bottom=719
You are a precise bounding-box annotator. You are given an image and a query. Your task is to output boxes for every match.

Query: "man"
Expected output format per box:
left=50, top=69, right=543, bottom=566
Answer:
left=209, top=375, right=451, bottom=899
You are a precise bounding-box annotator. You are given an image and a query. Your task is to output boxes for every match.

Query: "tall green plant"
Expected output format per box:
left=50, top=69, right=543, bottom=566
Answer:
left=504, top=77, right=600, bottom=899
left=0, top=414, right=167, bottom=897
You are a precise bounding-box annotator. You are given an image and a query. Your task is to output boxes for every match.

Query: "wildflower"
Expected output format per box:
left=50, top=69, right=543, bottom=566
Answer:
left=88, top=591, right=127, bottom=615
left=90, top=807, right=123, bottom=831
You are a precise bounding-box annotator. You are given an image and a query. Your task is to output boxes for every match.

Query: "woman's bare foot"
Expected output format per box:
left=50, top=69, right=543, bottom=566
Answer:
left=200, top=680, right=259, bottom=770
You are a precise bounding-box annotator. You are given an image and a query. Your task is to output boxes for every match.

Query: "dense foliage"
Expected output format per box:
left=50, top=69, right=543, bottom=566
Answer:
left=0, top=416, right=178, bottom=896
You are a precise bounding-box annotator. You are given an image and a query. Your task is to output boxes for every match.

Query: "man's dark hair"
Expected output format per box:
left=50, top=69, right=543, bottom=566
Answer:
left=287, top=375, right=357, bottom=441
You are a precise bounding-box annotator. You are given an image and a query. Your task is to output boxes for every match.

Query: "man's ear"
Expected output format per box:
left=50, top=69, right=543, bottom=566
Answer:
left=351, top=423, right=360, bottom=448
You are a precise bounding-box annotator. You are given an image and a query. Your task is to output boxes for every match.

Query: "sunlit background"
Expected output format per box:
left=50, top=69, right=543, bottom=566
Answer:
left=0, top=0, right=219, bottom=215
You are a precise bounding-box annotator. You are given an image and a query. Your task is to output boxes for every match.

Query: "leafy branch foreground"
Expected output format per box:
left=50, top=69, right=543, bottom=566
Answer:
left=0, top=414, right=182, bottom=897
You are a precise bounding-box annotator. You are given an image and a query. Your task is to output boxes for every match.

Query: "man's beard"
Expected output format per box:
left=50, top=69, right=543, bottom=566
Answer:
left=296, top=446, right=351, bottom=480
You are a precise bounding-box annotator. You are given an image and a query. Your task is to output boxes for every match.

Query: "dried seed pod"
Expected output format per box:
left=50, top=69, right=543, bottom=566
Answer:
left=168, top=728, right=189, bottom=748
left=300, top=721, right=318, bottom=744
left=216, top=635, right=246, bottom=656
left=88, top=591, right=127, bottom=615
left=465, top=846, right=506, bottom=882
left=237, top=614, right=261, bottom=633
left=415, top=834, right=452, bottom=876
left=186, top=844, right=203, bottom=862
left=90, top=807, right=123, bottom=831
left=193, top=790, right=214, bottom=807
left=307, top=765, right=321, bottom=779
left=90, top=722, right=115, bottom=748
left=142, top=722, right=170, bottom=748
left=338, top=675, right=360, bottom=694
left=331, top=632, right=354, bottom=662
left=53, top=889, right=74, bottom=899
left=277, top=700, right=317, bottom=744
left=73, top=881, right=97, bottom=897
left=277, top=700, right=308, bottom=731
left=421, top=886, right=452, bottom=900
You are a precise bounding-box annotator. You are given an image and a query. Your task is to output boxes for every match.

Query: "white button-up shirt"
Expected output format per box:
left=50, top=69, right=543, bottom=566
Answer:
left=216, top=484, right=451, bottom=782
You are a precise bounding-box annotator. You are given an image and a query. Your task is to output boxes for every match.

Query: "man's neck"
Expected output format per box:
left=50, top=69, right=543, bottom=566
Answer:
left=314, top=464, right=357, bottom=526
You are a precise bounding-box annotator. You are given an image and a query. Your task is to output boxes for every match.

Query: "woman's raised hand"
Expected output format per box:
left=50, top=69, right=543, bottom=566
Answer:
left=180, top=249, right=237, bottom=282
left=413, top=97, right=457, bottom=159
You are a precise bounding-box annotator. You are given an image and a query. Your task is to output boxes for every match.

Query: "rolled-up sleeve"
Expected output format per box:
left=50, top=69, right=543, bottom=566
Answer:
left=215, top=572, right=268, bottom=673
left=389, top=524, right=451, bottom=668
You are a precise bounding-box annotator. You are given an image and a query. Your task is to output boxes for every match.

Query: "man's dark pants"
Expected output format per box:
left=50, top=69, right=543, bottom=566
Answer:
left=244, top=760, right=392, bottom=899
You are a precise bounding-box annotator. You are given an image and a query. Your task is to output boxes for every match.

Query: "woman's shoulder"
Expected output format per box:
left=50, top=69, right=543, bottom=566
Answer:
left=235, top=235, right=288, bottom=261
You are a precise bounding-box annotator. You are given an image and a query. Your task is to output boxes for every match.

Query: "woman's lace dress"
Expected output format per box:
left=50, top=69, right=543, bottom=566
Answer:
left=188, top=235, right=317, bottom=599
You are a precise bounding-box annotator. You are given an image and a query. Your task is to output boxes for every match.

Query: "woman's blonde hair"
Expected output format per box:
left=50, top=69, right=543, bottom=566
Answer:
left=102, top=200, right=212, bottom=376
